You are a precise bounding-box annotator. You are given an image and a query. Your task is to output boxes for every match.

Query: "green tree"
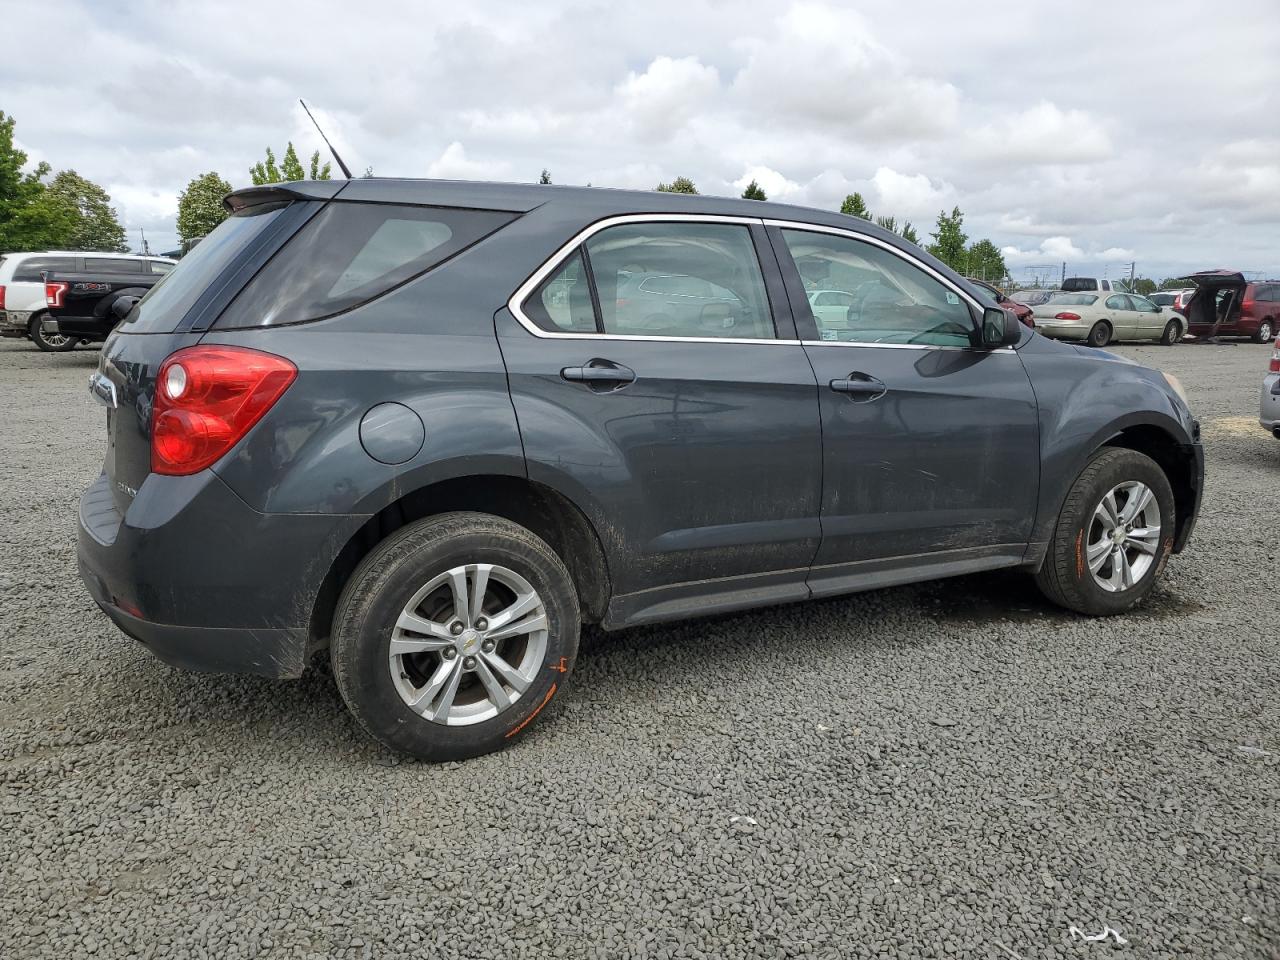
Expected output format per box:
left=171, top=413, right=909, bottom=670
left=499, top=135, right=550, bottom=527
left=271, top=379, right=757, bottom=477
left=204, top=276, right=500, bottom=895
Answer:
left=900, top=222, right=920, bottom=245
left=927, top=206, right=968, bottom=272
left=281, top=143, right=306, bottom=183
left=1159, top=276, right=1191, bottom=290
left=741, top=179, right=767, bottom=201
left=0, top=111, right=57, bottom=252
left=965, top=238, right=1006, bottom=282
left=38, top=170, right=127, bottom=251
left=176, top=172, right=232, bottom=243
left=310, top=151, right=332, bottom=180
left=656, top=176, right=698, bottom=194
left=538, top=168, right=552, bottom=185
left=840, top=192, right=872, bottom=220
left=1131, top=277, right=1157, bottom=296
left=251, top=142, right=330, bottom=184
left=874, top=214, right=896, bottom=233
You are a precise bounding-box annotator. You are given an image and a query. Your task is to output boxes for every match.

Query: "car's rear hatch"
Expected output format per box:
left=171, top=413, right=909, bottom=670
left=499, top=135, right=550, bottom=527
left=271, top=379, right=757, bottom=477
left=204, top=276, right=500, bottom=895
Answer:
left=94, top=186, right=334, bottom=514
left=1183, top=269, right=1247, bottom=329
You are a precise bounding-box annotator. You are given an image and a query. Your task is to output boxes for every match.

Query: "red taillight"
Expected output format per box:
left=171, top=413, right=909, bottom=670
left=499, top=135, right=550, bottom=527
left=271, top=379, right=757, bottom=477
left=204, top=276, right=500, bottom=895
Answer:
left=1054, top=312, right=1081, bottom=321
left=1270, top=337, right=1280, bottom=373
left=45, top=281, right=69, bottom=308
left=1242, top=298, right=1255, bottom=313
left=0, top=284, right=6, bottom=310
left=151, top=346, right=297, bottom=476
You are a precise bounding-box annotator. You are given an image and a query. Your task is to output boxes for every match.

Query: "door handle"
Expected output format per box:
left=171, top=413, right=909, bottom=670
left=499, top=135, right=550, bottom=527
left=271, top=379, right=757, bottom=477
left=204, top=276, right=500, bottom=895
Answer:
left=829, top=373, right=886, bottom=401
left=560, top=359, right=636, bottom=391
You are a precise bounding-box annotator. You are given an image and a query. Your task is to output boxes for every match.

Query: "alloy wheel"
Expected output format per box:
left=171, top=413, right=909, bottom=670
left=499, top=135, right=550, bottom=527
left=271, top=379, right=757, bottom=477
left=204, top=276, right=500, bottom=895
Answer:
left=1085, top=481, right=1162, bottom=592
left=388, top=563, right=549, bottom=726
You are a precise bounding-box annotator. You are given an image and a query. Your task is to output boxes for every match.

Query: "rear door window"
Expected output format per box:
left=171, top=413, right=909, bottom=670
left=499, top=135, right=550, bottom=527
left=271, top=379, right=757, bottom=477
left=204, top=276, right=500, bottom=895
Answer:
left=216, top=202, right=516, bottom=328
left=13, top=256, right=77, bottom=282
left=524, top=249, right=598, bottom=333
left=586, top=222, right=775, bottom=339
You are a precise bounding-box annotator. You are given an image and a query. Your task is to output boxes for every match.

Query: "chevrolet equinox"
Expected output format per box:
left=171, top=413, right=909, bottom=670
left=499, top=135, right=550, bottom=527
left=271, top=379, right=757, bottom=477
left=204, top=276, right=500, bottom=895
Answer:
left=78, top=179, right=1204, bottom=761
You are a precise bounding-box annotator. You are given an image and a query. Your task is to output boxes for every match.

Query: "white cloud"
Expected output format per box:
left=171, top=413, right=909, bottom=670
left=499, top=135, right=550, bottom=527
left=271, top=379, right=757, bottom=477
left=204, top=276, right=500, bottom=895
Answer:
left=968, top=101, right=1112, bottom=165
left=616, top=56, right=721, bottom=138
left=425, top=142, right=512, bottom=180
left=1, top=0, right=1276, bottom=277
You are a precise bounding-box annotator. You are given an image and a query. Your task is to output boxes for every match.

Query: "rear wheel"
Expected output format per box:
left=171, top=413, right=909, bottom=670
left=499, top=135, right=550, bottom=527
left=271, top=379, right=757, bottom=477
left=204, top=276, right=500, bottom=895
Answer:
left=330, top=512, right=579, bottom=762
left=1160, top=318, right=1182, bottom=346
left=1254, top=319, right=1274, bottom=343
left=1035, top=448, right=1174, bottom=616
left=1086, top=321, right=1111, bottom=348
left=29, top=315, right=76, bottom=352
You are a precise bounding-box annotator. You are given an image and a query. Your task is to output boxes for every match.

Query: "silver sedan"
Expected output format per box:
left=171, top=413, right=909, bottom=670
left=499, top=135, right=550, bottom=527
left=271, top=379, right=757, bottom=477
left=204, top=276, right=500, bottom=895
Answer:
left=1033, top=292, right=1185, bottom=347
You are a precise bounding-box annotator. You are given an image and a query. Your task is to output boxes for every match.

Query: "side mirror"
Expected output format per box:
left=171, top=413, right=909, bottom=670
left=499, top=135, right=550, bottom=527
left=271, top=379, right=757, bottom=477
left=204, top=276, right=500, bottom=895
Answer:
left=980, top=306, right=1021, bottom=349
left=111, top=295, right=141, bottom=320
left=1154, top=305, right=1163, bottom=313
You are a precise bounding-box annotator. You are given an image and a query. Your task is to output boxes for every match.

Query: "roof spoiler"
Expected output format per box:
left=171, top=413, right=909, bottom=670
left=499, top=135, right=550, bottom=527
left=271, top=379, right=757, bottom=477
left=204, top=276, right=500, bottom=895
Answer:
left=223, top=179, right=347, bottom=213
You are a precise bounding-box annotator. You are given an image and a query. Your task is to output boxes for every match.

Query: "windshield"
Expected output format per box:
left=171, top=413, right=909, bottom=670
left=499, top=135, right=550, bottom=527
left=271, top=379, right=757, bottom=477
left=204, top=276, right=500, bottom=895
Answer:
left=123, top=202, right=290, bottom=332
left=1047, top=293, right=1099, bottom=305
left=1150, top=293, right=1175, bottom=305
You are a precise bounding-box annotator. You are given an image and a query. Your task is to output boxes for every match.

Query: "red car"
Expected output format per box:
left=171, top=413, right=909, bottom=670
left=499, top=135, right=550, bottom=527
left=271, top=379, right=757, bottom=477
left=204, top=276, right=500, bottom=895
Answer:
left=1183, top=271, right=1279, bottom=343
left=967, top=278, right=1035, bottom=328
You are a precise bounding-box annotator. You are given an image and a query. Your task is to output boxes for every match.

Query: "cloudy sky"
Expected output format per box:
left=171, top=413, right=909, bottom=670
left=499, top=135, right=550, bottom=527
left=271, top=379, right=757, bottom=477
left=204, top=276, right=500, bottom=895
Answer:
left=4, top=0, right=1277, bottom=281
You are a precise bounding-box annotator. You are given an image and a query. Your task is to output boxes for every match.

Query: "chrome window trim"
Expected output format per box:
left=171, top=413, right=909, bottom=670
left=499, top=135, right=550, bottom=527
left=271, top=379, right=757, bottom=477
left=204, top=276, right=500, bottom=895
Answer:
left=801, top=340, right=1017, bottom=354
left=507, top=212, right=1001, bottom=349
left=507, top=213, right=792, bottom=345
left=762, top=217, right=985, bottom=314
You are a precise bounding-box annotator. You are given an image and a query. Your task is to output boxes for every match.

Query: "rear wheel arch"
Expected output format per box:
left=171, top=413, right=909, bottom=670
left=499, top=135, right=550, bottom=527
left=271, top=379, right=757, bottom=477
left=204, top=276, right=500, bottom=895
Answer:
left=309, top=475, right=612, bottom=653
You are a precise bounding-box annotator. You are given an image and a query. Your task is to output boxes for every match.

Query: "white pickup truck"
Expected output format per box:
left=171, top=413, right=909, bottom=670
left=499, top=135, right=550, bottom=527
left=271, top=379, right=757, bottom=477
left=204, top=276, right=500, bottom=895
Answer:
left=0, top=251, right=174, bottom=351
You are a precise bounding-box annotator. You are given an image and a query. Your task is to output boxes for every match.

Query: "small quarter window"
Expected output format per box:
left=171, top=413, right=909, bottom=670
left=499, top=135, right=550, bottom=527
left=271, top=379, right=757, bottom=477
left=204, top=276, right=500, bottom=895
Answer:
left=524, top=249, right=598, bottom=333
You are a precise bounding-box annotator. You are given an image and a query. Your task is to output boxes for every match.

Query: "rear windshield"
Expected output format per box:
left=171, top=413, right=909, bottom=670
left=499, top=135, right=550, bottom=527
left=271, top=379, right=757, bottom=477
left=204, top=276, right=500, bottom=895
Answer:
left=215, top=202, right=516, bottom=328
left=1149, top=293, right=1175, bottom=305
left=124, top=203, right=289, bottom=333
left=1047, top=293, right=1098, bottom=305
left=1061, top=278, right=1098, bottom=291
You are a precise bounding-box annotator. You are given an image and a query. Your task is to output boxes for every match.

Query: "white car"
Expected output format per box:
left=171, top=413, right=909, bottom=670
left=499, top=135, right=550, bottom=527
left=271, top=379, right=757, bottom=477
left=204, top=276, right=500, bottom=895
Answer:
left=807, top=289, right=856, bottom=329
left=0, top=251, right=174, bottom=351
left=1032, top=292, right=1184, bottom=347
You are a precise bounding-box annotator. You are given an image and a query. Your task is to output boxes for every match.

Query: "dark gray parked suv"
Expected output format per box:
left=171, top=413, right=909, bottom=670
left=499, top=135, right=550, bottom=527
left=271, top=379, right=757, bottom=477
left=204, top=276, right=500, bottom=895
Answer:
left=78, top=178, right=1204, bottom=761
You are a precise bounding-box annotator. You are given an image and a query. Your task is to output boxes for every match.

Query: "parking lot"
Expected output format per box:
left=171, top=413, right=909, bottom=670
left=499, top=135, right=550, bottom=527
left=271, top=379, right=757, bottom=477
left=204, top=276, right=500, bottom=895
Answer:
left=0, top=336, right=1275, bottom=958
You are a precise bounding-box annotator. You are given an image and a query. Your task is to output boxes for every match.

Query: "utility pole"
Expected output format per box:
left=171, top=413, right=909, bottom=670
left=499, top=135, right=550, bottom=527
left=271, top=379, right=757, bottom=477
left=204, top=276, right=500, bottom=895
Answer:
left=139, top=228, right=151, bottom=256
left=1061, top=262, right=1066, bottom=285
left=1127, top=261, right=1136, bottom=291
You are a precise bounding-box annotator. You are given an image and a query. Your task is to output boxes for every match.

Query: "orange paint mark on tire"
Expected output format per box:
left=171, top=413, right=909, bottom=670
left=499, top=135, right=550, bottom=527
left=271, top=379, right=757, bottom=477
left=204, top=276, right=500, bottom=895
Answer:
left=505, top=682, right=557, bottom=739
left=1075, top=529, right=1084, bottom=578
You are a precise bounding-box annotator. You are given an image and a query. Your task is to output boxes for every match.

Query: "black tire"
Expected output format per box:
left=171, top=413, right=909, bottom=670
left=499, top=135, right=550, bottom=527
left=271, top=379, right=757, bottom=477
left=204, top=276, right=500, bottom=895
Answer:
left=330, top=511, right=580, bottom=762
left=1160, top=318, right=1182, bottom=346
left=1035, top=448, right=1175, bottom=616
left=1254, top=319, right=1274, bottom=344
left=1086, top=321, right=1111, bottom=348
left=30, top=314, right=76, bottom=353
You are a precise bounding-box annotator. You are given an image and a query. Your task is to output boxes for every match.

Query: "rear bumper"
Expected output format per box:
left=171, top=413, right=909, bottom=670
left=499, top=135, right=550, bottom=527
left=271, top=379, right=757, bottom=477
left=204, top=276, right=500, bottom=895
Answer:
left=0, top=309, right=32, bottom=336
left=76, top=470, right=368, bottom=679
left=1035, top=322, right=1089, bottom=341
left=45, top=315, right=110, bottom=340
left=1261, top=374, right=1280, bottom=437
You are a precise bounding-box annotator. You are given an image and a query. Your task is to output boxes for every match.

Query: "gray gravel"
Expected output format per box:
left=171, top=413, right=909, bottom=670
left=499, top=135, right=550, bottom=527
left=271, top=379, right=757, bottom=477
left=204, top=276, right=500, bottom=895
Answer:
left=1, top=336, right=1277, bottom=959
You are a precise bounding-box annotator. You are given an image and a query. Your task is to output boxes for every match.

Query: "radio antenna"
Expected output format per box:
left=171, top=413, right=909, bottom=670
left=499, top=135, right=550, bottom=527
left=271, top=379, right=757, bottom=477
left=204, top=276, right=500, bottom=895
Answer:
left=299, top=98, right=353, bottom=179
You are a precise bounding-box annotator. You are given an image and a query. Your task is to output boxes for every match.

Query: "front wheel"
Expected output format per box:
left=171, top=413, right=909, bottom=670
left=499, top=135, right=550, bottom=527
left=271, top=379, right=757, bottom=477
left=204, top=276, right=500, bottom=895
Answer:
left=29, top=315, right=76, bottom=352
left=1254, top=319, right=1274, bottom=343
left=1160, top=318, right=1182, bottom=346
left=330, top=512, right=580, bottom=762
left=1086, top=321, right=1111, bottom=348
left=1035, top=448, right=1174, bottom=616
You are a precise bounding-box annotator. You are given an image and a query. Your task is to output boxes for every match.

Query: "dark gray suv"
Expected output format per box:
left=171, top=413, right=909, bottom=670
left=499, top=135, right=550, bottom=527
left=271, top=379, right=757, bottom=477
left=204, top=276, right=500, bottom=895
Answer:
left=78, top=178, right=1204, bottom=761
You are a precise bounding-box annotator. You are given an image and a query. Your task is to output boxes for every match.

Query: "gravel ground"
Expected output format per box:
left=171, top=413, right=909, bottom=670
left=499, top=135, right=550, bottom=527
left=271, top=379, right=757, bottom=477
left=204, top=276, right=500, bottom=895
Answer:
left=1, top=336, right=1276, bottom=960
